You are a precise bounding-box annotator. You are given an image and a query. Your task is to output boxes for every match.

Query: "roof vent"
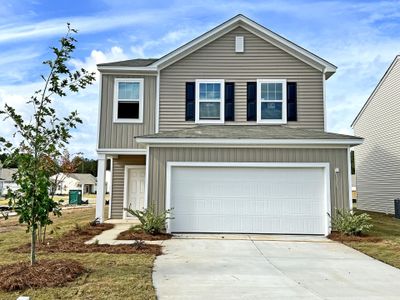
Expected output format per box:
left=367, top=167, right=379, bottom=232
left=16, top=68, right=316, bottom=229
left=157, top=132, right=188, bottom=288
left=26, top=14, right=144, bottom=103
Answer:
left=235, top=36, right=244, bottom=53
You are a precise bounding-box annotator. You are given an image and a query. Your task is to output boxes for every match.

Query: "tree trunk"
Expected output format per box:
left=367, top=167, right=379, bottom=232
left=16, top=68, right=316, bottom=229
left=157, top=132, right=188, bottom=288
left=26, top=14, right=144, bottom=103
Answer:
left=42, top=225, right=47, bottom=244
left=31, top=226, right=36, bottom=265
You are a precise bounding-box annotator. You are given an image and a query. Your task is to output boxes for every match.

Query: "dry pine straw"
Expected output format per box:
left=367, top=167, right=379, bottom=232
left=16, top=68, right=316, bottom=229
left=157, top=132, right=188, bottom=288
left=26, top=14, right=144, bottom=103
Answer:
left=117, top=229, right=172, bottom=241
left=0, top=259, right=86, bottom=292
left=13, top=223, right=162, bottom=256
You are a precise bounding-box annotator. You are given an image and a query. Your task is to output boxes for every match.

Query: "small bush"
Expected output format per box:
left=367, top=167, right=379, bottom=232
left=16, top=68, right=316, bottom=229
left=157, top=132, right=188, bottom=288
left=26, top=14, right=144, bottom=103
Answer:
left=133, top=239, right=145, bottom=250
left=330, top=209, right=373, bottom=236
left=124, top=206, right=173, bottom=235
left=89, top=217, right=100, bottom=227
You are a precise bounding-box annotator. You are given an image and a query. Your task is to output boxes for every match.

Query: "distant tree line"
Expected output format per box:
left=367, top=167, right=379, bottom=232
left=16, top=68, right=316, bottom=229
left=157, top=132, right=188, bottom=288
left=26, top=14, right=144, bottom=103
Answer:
left=1, top=153, right=99, bottom=176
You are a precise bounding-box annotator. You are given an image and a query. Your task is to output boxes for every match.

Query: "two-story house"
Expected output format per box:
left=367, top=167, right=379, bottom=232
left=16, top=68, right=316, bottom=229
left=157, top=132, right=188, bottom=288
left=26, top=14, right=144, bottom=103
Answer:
left=95, top=15, right=362, bottom=235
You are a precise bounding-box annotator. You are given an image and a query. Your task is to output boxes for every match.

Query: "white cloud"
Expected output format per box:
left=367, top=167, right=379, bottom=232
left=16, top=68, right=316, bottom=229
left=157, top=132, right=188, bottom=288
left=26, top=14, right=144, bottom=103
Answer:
left=70, top=46, right=129, bottom=73
left=0, top=9, right=170, bottom=43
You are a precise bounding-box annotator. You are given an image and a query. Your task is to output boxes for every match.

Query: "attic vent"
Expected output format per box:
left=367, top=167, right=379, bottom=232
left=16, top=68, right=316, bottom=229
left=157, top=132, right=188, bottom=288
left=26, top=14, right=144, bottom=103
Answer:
left=235, top=36, right=244, bottom=53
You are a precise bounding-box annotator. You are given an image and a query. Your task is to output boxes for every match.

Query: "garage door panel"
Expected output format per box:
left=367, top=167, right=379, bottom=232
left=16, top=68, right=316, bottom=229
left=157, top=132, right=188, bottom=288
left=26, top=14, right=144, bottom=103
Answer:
left=170, top=166, right=326, bottom=234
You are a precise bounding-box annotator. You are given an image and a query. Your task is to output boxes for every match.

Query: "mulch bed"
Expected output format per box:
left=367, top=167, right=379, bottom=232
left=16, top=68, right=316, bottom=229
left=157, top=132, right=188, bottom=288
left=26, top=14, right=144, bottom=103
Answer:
left=0, top=259, right=87, bottom=291
left=13, top=223, right=162, bottom=256
left=117, top=229, right=172, bottom=241
left=328, top=231, right=383, bottom=243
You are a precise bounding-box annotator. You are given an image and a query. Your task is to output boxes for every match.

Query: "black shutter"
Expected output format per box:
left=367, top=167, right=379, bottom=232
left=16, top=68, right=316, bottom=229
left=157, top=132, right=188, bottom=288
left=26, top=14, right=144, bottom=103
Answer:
left=247, top=82, right=257, bottom=121
left=225, top=82, right=235, bottom=121
left=185, top=82, right=195, bottom=121
left=287, top=82, right=297, bottom=121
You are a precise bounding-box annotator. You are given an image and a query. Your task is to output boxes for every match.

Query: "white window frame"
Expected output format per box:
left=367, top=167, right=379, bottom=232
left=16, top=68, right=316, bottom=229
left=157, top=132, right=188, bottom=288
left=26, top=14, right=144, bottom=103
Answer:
left=113, top=78, right=144, bottom=123
left=195, top=79, right=225, bottom=124
left=257, top=79, right=287, bottom=124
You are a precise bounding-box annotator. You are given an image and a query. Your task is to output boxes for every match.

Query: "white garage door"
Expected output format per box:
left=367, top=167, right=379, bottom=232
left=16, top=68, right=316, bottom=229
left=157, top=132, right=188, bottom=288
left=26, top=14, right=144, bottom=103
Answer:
left=168, top=165, right=328, bottom=235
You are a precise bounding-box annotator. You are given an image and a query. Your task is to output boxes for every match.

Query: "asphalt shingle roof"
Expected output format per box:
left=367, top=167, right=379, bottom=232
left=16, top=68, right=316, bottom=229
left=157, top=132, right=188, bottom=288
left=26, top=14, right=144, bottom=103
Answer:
left=97, top=58, right=158, bottom=67
left=137, top=125, right=362, bottom=141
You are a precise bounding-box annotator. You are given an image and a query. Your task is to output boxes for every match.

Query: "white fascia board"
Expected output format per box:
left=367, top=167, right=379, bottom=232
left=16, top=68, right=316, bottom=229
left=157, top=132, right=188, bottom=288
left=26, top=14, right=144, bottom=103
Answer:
left=151, top=15, right=336, bottom=75
left=135, top=138, right=363, bottom=146
left=96, top=148, right=147, bottom=155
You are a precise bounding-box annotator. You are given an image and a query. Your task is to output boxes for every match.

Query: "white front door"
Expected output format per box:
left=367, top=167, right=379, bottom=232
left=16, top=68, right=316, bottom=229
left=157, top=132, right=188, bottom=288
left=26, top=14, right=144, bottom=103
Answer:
left=125, top=166, right=146, bottom=218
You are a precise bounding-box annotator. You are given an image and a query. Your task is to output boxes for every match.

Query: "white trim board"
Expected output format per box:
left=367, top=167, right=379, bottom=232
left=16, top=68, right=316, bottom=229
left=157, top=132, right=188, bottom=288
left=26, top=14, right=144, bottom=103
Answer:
left=97, top=148, right=147, bottom=155
left=165, top=161, right=331, bottom=236
left=136, top=137, right=363, bottom=146
left=123, top=165, right=146, bottom=220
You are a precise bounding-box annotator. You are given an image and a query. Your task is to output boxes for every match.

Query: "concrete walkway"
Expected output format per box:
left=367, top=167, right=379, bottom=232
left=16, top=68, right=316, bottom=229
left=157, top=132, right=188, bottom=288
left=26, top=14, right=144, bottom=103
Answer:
left=85, top=222, right=164, bottom=245
left=153, top=236, right=400, bottom=299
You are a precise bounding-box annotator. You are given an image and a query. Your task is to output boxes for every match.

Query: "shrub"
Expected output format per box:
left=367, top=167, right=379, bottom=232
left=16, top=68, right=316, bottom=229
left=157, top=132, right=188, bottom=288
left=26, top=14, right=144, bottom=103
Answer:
left=124, top=206, right=173, bottom=235
left=330, top=209, right=373, bottom=236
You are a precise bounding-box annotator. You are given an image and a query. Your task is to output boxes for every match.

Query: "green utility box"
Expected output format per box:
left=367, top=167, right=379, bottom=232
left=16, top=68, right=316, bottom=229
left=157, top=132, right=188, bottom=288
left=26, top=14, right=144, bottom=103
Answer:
left=69, top=190, right=82, bottom=205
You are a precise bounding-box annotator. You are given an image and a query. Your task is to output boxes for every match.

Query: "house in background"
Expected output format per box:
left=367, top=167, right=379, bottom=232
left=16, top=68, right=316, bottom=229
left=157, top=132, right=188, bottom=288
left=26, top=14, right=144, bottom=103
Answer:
left=0, top=168, right=18, bottom=196
left=351, top=174, right=357, bottom=201
left=352, top=55, right=400, bottom=214
left=95, top=14, right=362, bottom=235
left=51, top=173, right=97, bottom=195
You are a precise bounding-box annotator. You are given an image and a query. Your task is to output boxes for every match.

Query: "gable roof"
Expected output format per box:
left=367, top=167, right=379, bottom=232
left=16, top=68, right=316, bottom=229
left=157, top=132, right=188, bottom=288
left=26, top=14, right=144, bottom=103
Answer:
left=69, top=173, right=97, bottom=185
left=352, top=55, right=400, bottom=127
left=97, top=14, right=337, bottom=78
left=51, top=173, right=97, bottom=185
left=136, top=125, right=362, bottom=145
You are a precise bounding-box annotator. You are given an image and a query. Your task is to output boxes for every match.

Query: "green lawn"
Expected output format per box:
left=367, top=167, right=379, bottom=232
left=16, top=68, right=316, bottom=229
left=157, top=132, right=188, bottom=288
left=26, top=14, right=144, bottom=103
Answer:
left=342, top=210, right=400, bottom=269
left=0, top=208, right=156, bottom=300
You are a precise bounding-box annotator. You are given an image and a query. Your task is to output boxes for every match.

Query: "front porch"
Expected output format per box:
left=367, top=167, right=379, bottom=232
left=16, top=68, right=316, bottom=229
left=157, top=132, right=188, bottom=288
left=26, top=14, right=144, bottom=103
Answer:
left=96, top=154, right=147, bottom=223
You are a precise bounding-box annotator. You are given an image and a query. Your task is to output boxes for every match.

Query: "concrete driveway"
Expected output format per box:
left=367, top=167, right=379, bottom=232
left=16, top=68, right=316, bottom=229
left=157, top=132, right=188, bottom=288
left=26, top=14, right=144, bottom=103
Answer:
left=153, top=235, right=400, bottom=299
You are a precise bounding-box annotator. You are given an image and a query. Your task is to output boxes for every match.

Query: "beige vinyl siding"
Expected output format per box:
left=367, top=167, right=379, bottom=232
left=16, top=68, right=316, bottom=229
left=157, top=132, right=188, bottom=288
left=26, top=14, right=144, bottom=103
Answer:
left=147, top=147, right=349, bottom=214
left=98, top=74, right=156, bottom=149
left=159, top=26, right=324, bottom=131
left=354, top=58, right=400, bottom=214
left=111, top=155, right=146, bottom=219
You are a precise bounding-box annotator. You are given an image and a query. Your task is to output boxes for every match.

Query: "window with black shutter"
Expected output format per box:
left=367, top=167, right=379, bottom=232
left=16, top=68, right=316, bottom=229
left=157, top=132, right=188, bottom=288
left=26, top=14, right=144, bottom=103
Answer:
left=287, top=82, right=297, bottom=121
left=247, top=82, right=257, bottom=121
left=185, top=82, right=195, bottom=121
left=225, top=82, right=235, bottom=121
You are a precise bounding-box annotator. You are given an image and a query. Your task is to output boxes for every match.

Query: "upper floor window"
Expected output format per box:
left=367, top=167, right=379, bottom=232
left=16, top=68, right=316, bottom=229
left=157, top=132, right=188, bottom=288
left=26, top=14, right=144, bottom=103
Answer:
left=257, top=79, right=287, bottom=124
left=113, top=78, right=144, bottom=123
left=195, top=79, right=225, bottom=124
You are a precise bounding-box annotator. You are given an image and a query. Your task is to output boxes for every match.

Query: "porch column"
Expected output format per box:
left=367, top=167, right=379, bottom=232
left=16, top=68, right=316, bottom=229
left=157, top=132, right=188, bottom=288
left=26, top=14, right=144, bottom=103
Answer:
left=96, top=154, right=107, bottom=223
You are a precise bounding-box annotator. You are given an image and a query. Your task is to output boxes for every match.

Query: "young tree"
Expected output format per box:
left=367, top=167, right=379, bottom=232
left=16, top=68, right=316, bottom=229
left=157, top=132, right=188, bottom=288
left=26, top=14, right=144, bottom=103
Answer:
left=0, top=24, right=95, bottom=265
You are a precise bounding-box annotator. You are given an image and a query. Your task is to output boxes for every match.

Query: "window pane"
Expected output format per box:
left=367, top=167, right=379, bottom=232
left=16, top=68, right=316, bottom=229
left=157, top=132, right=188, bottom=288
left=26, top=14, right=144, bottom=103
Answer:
left=118, top=82, right=140, bottom=100
left=199, top=83, right=221, bottom=100
left=117, top=101, right=139, bottom=119
left=261, top=102, right=282, bottom=120
left=261, top=83, right=283, bottom=100
left=199, top=102, right=220, bottom=119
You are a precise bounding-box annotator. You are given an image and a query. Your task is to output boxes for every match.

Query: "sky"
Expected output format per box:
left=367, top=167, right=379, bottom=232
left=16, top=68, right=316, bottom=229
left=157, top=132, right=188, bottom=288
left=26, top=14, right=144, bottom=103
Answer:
left=0, top=0, right=399, bottom=158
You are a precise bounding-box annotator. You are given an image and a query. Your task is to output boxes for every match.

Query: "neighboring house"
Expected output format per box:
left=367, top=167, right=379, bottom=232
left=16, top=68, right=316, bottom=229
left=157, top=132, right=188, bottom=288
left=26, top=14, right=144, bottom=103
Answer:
left=0, top=168, right=18, bottom=196
left=95, top=15, right=362, bottom=235
left=351, top=174, right=357, bottom=201
left=105, top=170, right=111, bottom=194
left=51, top=173, right=97, bottom=195
left=352, top=55, right=400, bottom=214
